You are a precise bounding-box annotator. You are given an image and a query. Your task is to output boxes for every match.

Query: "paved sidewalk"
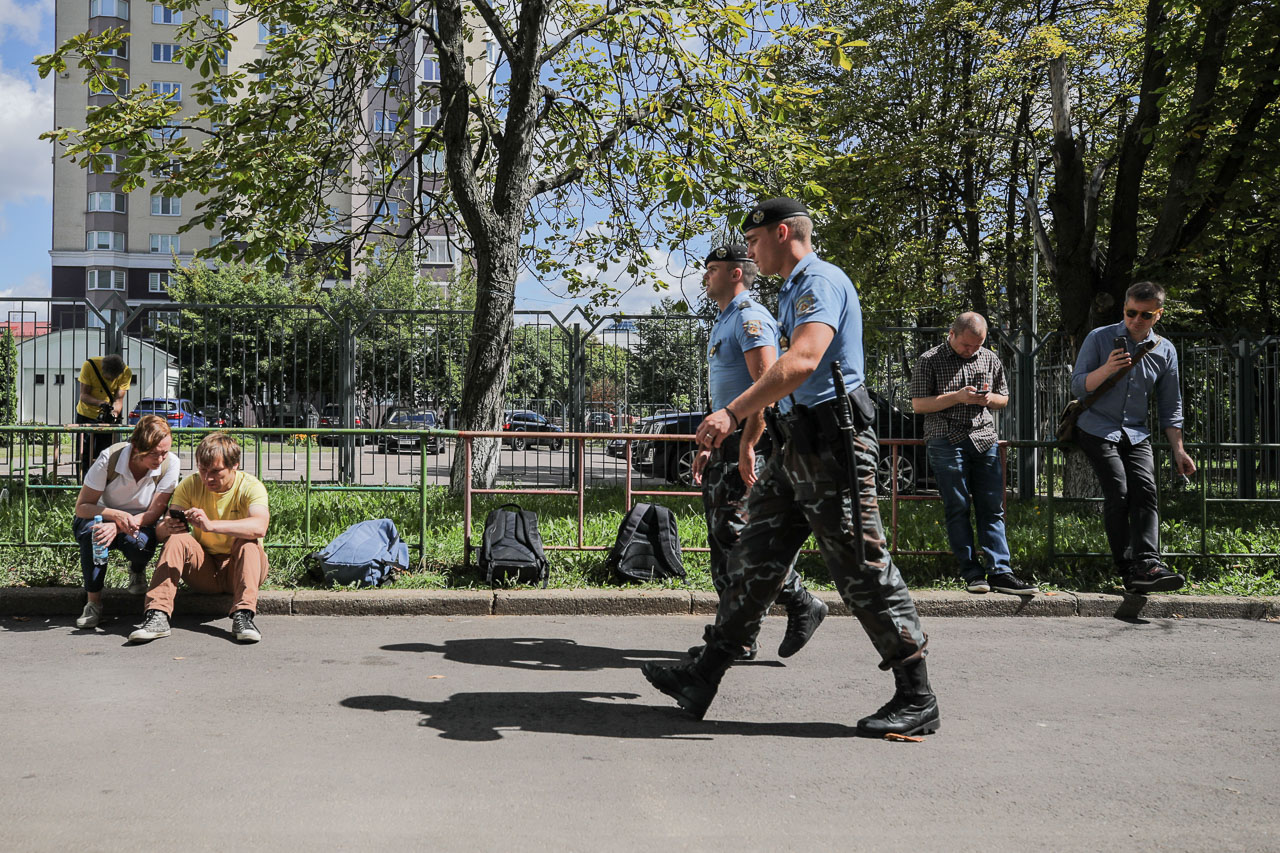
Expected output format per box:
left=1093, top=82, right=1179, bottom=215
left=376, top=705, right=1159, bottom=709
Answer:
left=3, top=585, right=1278, bottom=619
left=2, top=615, right=1277, bottom=852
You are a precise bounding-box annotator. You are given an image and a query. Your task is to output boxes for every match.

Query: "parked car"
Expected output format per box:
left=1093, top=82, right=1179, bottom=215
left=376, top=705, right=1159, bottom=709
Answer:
left=869, top=389, right=930, bottom=495
left=318, top=403, right=370, bottom=445
left=631, top=411, right=703, bottom=486
left=128, top=398, right=206, bottom=428
left=377, top=409, right=444, bottom=454
left=502, top=410, right=564, bottom=451
left=585, top=411, right=614, bottom=432
left=196, top=406, right=243, bottom=429
left=260, top=402, right=320, bottom=431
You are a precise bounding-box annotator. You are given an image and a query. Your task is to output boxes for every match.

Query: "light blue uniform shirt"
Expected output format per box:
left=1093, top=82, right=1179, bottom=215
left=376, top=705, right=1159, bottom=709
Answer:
left=777, top=252, right=865, bottom=409
left=708, top=295, right=779, bottom=411
left=1070, top=321, right=1184, bottom=443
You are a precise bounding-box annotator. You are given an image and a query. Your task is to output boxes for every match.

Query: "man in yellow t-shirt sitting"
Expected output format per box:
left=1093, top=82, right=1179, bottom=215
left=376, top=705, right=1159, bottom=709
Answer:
left=76, top=354, right=132, bottom=477
left=129, top=432, right=271, bottom=644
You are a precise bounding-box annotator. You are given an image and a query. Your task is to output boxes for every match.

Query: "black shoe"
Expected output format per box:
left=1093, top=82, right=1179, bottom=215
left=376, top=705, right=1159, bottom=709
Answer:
left=231, top=610, right=261, bottom=643
left=989, top=572, right=1038, bottom=596
left=1124, top=565, right=1185, bottom=594
left=965, top=577, right=990, bottom=594
left=687, top=643, right=757, bottom=661
left=778, top=595, right=828, bottom=658
left=855, top=660, right=941, bottom=738
left=642, top=662, right=720, bottom=720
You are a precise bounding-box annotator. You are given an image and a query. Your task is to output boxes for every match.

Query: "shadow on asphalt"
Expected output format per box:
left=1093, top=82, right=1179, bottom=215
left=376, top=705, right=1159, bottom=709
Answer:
left=381, top=637, right=785, bottom=671
left=340, top=691, right=858, bottom=741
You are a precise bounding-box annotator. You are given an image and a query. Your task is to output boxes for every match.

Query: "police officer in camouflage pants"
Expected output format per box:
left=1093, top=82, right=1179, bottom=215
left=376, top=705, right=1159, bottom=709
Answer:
left=691, top=243, right=828, bottom=661
left=643, top=198, right=940, bottom=737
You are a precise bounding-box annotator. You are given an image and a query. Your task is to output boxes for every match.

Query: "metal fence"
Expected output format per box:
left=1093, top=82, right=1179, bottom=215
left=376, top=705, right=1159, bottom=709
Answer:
left=2, top=296, right=1278, bottom=498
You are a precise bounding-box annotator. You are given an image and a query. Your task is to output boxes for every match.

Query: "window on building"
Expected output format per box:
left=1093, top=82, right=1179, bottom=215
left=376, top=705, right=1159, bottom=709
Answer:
left=420, top=104, right=440, bottom=127
left=373, top=110, right=400, bottom=134
left=54, top=374, right=67, bottom=386
left=258, top=22, right=288, bottom=43
left=152, top=4, right=181, bottom=23
left=148, top=271, right=172, bottom=293
left=375, top=200, right=400, bottom=227
left=87, top=269, right=127, bottom=290
left=89, top=152, right=122, bottom=174
left=152, top=43, right=179, bottom=63
left=87, top=192, right=127, bottom=213
left=150, top=159, right=182, bottom=178
left=151, top=195, right=181, bottom=216
left=149, top=121, right=184, bottom=142
left=88, top=75, right=125, bottom=97
left=90, top=0, right=129, bottom=20
left=421, top=235, right=456, bottom=265
left=33, top=374, right=44, bottom=385
left=86, top=231, right=126, bottom=251
left=422, top=54, right=441, bottom=83
left=150, top=310, right=180, bottom=328
left=150, top=234, right=181, bottom=254
left=373, top=66, right=401, bottom=87
left=151, top=81, right=181, bottom=101
left=209, top=234, right=223, bottom=248
left=97, top=41, right=128, bottom=59
left=211, top=8, right=228, bottom=28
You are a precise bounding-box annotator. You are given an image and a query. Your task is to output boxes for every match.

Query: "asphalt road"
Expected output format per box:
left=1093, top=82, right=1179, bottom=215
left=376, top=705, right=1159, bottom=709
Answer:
left=2, top=614, right=1277, bottom=852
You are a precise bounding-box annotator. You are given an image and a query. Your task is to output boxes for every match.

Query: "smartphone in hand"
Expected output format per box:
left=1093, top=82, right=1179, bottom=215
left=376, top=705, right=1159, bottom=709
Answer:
left=1113, top=335, right=1128, bottom=352
left=168, top=508, right=189, bottom=529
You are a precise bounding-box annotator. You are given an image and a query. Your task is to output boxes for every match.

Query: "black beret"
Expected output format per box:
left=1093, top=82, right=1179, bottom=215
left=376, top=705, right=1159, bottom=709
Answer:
left=704, top=243, right=750, bottom=265
left=741, top=197, right=810, bottom=232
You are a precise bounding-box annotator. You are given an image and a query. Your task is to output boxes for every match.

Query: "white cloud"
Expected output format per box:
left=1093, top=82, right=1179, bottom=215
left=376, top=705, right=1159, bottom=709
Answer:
left=515, top=247, right=705, bottom=318
left=0, top=0, right=52, bottom=45
left=0, top=64, right=52, bottom=205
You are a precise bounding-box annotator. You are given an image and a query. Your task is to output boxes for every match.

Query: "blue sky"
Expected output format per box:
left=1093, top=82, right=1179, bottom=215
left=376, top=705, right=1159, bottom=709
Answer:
left=0, top=0, right=56, bottom=305
left=0, top=1, right=701, bottom=314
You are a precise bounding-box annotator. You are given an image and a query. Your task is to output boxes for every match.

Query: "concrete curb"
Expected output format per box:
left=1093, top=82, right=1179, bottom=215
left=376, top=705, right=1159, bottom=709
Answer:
left=2, top=586, right=1278, bottom=620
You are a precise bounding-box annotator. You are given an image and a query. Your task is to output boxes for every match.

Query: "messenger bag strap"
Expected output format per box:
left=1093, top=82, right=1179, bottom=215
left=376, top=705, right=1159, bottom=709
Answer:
left=86, top=357, right=113, bottom=399
left=1075, top=335, right=1162, bottom=414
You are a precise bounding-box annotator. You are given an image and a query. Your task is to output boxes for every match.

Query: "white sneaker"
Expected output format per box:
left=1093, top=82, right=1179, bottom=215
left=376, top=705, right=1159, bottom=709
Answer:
left=75, top=601, right=102, bottom=629
left=127, top=570, right=149, bottom=595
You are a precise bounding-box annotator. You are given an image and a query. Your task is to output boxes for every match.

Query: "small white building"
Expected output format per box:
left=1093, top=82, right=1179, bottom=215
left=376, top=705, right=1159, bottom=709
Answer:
left=15, top=330, right=180, bottom=424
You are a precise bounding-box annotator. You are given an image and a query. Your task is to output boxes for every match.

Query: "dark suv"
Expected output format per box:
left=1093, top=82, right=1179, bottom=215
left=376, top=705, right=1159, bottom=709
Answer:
left=630, top=411, right=703, bottom=486
left=318, top=403, right=370, bottom=445
left=502, top=410, right=564, bottom=451
left=869, top=390, right=929, bottom=495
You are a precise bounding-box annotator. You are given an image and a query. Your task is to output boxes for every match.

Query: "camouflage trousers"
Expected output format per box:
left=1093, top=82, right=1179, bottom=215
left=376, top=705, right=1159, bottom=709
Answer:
left=708, top=420, right=928, bottom=670
left=702, top=431, right=805, bottom=608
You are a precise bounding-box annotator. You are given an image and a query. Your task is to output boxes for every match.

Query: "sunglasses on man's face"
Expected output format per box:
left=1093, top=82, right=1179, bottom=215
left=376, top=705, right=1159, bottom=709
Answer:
left=1125, top=308, right=1161, bottom=320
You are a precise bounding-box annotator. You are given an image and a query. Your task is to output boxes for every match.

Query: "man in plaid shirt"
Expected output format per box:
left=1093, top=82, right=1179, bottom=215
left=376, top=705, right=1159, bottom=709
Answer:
left=910, top=313, right=1037, bottom=595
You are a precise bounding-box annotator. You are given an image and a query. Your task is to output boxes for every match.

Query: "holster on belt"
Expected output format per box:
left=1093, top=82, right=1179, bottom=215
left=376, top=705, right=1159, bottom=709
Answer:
left=763, top=405, right=789, bottom=448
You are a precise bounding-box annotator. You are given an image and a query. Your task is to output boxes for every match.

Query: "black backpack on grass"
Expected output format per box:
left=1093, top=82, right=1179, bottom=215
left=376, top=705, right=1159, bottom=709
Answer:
left=478, top=503, right=549, bottom=587
left=607, top=502, right=685, bottom=583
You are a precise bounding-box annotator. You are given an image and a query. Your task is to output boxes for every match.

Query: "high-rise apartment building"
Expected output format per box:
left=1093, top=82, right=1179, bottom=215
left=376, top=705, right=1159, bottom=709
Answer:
left=50, top=1, right=474, bottom=333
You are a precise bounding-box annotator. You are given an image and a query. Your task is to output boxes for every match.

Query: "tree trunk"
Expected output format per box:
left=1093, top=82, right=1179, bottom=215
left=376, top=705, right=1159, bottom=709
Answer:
left=447, top=230, right=520, bottom=494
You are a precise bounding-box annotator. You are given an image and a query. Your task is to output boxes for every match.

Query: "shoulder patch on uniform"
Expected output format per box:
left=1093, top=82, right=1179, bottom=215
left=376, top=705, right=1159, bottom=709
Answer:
left=796, top=294, right=816, bottom=316
left=743, top=319, right=761, bottom=337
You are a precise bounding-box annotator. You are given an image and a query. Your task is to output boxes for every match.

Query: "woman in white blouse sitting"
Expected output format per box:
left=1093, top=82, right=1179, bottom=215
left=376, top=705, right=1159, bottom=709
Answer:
left=72, top=415, right=181, bottom=629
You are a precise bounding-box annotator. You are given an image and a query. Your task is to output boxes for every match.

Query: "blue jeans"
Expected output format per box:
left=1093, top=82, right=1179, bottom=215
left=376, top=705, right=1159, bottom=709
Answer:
left=925, top=439, right=1011, bottom=581
left=72, top=516, right=158, bottom=593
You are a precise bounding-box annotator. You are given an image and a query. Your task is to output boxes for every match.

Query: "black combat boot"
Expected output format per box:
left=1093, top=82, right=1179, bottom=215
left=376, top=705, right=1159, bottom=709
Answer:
left=855, top=659, right=940, bottom=738
left=642, top=644, right=737, bottom=720
left=777, top=593, right=829, bottom=658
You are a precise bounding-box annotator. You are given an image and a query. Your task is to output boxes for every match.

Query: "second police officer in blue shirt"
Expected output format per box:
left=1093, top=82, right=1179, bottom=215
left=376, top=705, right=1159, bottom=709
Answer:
left=690, top=243, right=828, bottom=662
left=643, top=198, right=939, bottom=737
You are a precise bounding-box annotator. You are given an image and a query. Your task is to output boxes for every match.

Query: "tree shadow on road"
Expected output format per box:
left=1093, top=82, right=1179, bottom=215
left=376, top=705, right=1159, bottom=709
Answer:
left=381, top=637, right=784, bottom=671
left=340, top=690, right=857, bottom=741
